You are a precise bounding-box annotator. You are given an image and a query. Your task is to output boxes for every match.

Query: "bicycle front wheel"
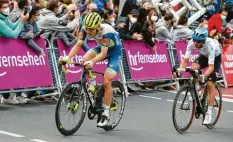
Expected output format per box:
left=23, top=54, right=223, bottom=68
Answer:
left=55, top=81, right=87, bottom=136
left=172, top=85, right=196, bottom=133
left=205, top=84, right=222, bottom=129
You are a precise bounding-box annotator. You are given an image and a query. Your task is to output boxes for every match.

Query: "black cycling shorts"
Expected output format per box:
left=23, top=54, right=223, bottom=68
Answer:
left=194, top=54, right=221, bottom=82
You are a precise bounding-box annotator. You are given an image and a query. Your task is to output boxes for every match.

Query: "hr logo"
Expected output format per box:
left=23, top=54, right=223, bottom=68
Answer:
left=127, top=50, right=168, bottom=71
left=62, top=50, right=108, bottom=74
left=0, top=52, right=46, bottom=77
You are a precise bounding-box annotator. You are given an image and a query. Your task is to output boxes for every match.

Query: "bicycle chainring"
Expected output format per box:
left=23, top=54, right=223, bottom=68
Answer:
left=87, top=106, right=96, bottom=120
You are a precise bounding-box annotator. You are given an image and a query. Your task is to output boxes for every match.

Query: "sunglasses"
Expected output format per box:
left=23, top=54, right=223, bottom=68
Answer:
left=193, top=39, right=203, bottom=43
left=84, top=27, right=95, bottom=32
left=132, top=15, right=138, bottom=18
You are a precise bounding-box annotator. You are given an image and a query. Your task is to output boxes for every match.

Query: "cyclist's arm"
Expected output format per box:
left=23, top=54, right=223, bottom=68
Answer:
left=180, top=58, right=189, bottom=69
left=180, top=42, right=192, bottom=68
left=67, top=29, right=86, bottom=59
left=91, top=38, right=109, bottom=64
left=204, top=43, right=215, bottom=77
left=68, top=40, right=84, bottom=59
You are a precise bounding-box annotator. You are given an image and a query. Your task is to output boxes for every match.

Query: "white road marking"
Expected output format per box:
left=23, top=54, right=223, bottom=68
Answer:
left=0, top=130, right=24, bottom=138
left=222, top=95, right=233, bottom=97
left=139, top=95, right=162, bottom=100
left=158, top=89, right=233, bottom=103
left=166, top=100, right=174, bottom=102
left=226, top=110, right=233, bottom=113
left=30, top=139, right=48, bottom=142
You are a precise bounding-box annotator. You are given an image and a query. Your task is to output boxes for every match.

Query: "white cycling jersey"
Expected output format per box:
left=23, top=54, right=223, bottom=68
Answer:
left=184, top=37, right=221, bottom=64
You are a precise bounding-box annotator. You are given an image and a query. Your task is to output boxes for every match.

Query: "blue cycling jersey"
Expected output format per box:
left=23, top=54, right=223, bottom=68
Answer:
left=79, top=24, right=122, bottom=72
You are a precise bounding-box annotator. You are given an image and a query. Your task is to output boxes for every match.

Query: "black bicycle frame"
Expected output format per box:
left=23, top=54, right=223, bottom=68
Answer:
left=78, top=67, right=104, bottom=108
left=180, top=71, right=205, bottom=114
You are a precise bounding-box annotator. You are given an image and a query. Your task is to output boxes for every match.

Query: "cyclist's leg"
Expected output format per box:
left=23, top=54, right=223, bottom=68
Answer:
left=203, top=55, right=221, bottom=124
left=207, top=54, right=221, bottom=104
left=97, top=55, right=120, bottom=127
left=82, top=46, right=101, bottom=63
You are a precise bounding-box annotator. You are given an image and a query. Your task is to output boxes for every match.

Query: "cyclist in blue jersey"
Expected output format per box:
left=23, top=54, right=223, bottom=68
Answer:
left=59, top=12, right=122, bottom=127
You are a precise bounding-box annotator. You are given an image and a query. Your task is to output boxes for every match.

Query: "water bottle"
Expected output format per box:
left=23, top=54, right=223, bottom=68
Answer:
left=195, top=82, right=202, bottom=100
left=88, top=78, right=96, bottom=93
left=195, top=82, right=200, bottom=91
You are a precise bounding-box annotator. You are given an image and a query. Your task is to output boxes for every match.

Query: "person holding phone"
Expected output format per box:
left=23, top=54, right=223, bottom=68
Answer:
left=0, top=0, right=29, bottom=105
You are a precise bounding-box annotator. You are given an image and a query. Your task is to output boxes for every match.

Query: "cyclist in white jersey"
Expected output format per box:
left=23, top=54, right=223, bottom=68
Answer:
left=178, top=27, right=222, bottom=124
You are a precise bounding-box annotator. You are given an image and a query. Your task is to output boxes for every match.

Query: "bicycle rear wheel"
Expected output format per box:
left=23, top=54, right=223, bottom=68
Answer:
left=99, top=81, right=126, bottom=131
left=205, top=84, right=222, bottom=129
left=172, top=85, right=196, bottom=133
left=55, top=81, right=87, bottom=136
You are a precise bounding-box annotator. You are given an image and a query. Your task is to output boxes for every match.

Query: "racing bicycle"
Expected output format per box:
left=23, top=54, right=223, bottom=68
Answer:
left=172, top=67, right=222, bottom=133
left=55, top=62, right=126, bottom=136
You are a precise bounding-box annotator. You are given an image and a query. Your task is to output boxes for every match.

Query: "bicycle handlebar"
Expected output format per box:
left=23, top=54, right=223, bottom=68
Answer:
left=172, top=66, right=202, bottom=79
left=60, top=61, right=85, bottom=73
left=60, top=61, right=104, bottom=76
left=184, top=67, right=202, bottom=74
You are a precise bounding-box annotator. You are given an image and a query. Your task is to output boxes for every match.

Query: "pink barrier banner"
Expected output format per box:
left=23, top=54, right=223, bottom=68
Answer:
left=175, top=41, right=222, bottom=77
left=221, top=45, right=233, bottom=87
left=175, top=41, right=199, bottom=77
left=123, top=40, right=172, bottom=80
left=57, top=40, right=119, bottom=84
left=0, top=38, right=53, bottom=90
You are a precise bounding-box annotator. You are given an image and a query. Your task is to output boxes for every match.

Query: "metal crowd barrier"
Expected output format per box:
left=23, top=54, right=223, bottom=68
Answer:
left=0, top=36, right=229, bottom=100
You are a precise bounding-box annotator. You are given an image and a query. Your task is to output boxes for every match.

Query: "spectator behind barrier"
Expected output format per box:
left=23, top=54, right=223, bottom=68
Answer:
left=137, top=7, right=148, bottom=26
left=99, top=8, right=116, bottom=27
left=225, top=0, right=233, bottom=11
left=57, top=4, right=79, bottom=48
left=38, top=0, right=80, bottom=38
left=0, top=0, right=28, bottom=38
left=142, top=10, right=158, bottom=52
left=155, top=12, right=173, bottom=43
left=204, top=0, right=220, bottom=19
left=91, top=0, right=112, bottom=12
left=33, top=0, right=47, bottom=9
left=113, top=0, right=119, bottom=18
left=19, top=5, right=45, bottom=56
left=8, top=0, right=31, bottom=22
left=0, top=0, right=29, bottom=105
left=120, top=0, right=141, bottom=17
left=116, top=9, right=143, bottom=41
left=56, top=0, right=74, bottom=17
left=208, top=9, right=228, bottom=36
left=79, top=2, right=98, bottom=28
left=9, top=0, right=18, bottom=12
left=171, top=15, right=192, bottom=41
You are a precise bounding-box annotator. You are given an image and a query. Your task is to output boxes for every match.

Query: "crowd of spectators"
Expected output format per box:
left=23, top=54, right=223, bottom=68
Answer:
left=0, top=0, right=233, bottom=105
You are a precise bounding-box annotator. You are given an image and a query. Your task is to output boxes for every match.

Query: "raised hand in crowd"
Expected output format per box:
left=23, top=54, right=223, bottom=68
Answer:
left=152, top=45, right=157, bottom=54
left=209, top=29, right=217, bottom=37
left=118, top=23, right=126, bottom=28
left=29, top=32, right=34, bottom=39
left=21, top=11, right=29, bottom=23
left=148, top=25, right=154, bottom=33
left=75, top=11, right=80, bottom=19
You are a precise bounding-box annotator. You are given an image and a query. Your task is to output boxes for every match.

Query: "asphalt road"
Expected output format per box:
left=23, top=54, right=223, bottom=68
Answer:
left=1, top=90, right=233, bottom=142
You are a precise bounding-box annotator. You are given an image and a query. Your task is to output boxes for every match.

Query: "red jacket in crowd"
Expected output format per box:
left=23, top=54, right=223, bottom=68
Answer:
left=208, top=13, right=224, bottom=33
